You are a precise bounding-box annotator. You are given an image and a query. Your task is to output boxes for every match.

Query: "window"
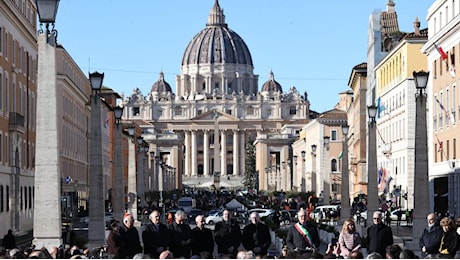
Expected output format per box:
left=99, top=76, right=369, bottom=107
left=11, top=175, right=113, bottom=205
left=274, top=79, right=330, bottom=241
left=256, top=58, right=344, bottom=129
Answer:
left=29, top=186, right=32, bottom=209
left=226, top=109, right=232, bottom=115
left=451, top=47, right=455, bottom=66
left=6, top=185, right=9, bottom=211
left=133, top=107, right=140, bottom=116
left=227, top=82, right=232, bottom=94
left=331, top=159, right=337, bottom=172
left=174, top=107, right=182, bottom=116
left=454, top=138, right=457, bottom=160
left=331, top=130, right=337, bottom=141
left=289, top=106, right=297, bottom=115
left=20, top=186, right=23, bottom=210
left=24, top=186, right=27, bottom=209
left=214, top=82, right=219, bottom=90
left=247, top=108, right=254, bottom=115
left=202, top=82, right=206, bottom=91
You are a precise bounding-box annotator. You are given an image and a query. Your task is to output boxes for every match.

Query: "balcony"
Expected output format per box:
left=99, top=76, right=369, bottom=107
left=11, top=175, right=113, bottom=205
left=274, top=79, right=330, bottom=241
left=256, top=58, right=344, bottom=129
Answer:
left=9, top=112, right=25, bottom=134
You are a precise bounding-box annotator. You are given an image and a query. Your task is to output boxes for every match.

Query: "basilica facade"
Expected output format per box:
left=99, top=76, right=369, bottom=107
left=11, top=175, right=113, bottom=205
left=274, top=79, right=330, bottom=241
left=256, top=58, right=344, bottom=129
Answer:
left=121, top=0, right=314, bottom=191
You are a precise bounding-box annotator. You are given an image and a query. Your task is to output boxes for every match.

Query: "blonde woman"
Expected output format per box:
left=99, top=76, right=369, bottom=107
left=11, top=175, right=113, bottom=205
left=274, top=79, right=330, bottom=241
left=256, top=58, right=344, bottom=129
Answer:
left=338, top=219, right=361, bottom=258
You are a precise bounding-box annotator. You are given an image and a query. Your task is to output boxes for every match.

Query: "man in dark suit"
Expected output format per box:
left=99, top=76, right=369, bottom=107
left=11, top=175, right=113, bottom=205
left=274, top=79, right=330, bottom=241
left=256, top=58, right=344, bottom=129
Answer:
left=191, top=215, right=214, bottom=258
left=214, top=209, right=242, bottom=257
left=367, top=211, right=393, bottom=257
left=242, top=211, right=272, bottom=257
left=168, top=210, right=193, bottom=259
left=142, top=210, right=171, bottom=258
left=286, top=208, right=320, bottom=256
left=419, top=213, right=443, bottom=258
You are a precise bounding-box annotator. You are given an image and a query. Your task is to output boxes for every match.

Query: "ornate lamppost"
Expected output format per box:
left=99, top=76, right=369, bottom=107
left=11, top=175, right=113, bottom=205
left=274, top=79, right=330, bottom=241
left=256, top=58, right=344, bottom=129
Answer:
left=411, top=70, right=430, bottom=246
left=33, top=0, right=61, bottom=250
left=311, top=144, right=317, bottom=194
left=112, top=106, right=125, bottom=220
left=366, top=105, right=379, bottom=228
left=341, top=125, right=351, bottom=222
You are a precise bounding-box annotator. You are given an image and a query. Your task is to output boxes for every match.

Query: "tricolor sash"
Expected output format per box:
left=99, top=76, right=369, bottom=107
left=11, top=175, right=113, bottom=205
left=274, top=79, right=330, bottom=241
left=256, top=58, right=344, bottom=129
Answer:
left=294, top=223, right=313, bottom=247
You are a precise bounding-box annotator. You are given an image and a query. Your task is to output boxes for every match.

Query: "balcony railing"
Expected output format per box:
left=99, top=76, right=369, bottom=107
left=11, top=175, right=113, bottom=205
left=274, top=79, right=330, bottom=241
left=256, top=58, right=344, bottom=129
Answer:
left=9, top=112, right=25, bottom=133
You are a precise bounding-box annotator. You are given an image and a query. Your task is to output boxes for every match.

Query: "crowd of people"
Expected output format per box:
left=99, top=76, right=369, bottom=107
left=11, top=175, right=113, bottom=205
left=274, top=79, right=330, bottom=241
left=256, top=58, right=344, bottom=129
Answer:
left=2, top=207, right=460, bottom=259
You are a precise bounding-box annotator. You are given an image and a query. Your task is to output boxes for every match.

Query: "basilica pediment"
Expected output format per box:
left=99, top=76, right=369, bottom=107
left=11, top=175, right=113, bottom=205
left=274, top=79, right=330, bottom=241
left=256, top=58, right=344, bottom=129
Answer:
left=191, top=110, right=240, bottom=121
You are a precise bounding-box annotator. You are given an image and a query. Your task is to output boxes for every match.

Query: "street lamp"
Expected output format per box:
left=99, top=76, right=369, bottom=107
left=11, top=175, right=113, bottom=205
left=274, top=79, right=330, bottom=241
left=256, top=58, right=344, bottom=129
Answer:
left=367, top=105, right=379, bottom=228
left=36, top=0, right=60, bottom=45
left=311, top=144, right=317, bottom=194
left=87, top=71, right=106, bottom=248
left=112, top=105, right=125, bottom=221
left=411, top=70, right=430, bottom=246
left=33, top=0, right=62, bottom=250
left=341, top=125, right=350, bottom=223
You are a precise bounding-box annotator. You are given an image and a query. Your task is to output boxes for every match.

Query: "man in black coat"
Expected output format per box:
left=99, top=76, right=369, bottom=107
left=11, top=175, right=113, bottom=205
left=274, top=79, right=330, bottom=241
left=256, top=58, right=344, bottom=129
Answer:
left=168, top=210, right=193, bottom=259
left=242, top=212, right=272, bottom=257
left=419, top=212, right=443, bottom=258
left=214, top=209, right=242, bottom=257
left=191, top=215, right=214, bottom=258
left=119, top=213, right=143, bottom=258
left=142, top=210, right=171, bottom=258
left=286, top=208, right=320, bottom=255
left=367, top=211, right=393, bottom=257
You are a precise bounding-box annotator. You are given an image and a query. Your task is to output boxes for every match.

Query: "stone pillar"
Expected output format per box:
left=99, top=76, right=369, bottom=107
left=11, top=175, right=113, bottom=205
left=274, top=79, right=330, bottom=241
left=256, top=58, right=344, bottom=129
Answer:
left=203, top=130, right=209, bottom=176
left=112, top=124, right=125, bottom=221
left=221, top=131, right=227, bottom=175
left=87, top=91, right=105, bottom=248
left=127, top=140, right=138, bottom=221
left=137, top=150, right=145, bottom=208
left=191, top=130, right=197, bottom=176
left=184, top=131, right=190, bottom=176
left=233, top=130, right=239, bottom=175
left=33, top=32, right=62, bottom=250
left=240, top=132, right=245, bottom=176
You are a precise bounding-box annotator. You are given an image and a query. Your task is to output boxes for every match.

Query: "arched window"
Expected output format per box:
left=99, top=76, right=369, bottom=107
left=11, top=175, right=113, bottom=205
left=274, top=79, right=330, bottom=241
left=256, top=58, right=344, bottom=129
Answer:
left=331, top=159, right=338, bottom=172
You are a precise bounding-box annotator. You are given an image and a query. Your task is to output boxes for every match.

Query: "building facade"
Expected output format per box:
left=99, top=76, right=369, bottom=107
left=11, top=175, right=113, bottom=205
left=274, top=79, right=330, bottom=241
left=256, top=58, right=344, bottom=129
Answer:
left=422, top=0, right=460, bottom=217
left=121, top=0, right=312, bottom=191
left=374, top=22, right=428, bottom=211
left=0, top=0, right=37, bottom=236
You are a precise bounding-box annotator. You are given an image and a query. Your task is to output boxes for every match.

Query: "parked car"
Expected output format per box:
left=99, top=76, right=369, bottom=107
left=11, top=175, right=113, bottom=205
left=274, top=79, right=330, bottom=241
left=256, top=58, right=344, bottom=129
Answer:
left=310, top=205, right=340, bottom=220
left=389, top=209, right=407, bottom=221
left=205, top=211, right=223, bottom=224
left=188, top=209, right=204, bottom=222
left=280, top=209, right=297, bottom=224
left=248, top=208, right=275, bottom=218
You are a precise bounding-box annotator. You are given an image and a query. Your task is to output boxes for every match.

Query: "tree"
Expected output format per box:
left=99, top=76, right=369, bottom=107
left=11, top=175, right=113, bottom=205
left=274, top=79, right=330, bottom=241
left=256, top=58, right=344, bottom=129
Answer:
left=243, top=139, right=258, bottom=191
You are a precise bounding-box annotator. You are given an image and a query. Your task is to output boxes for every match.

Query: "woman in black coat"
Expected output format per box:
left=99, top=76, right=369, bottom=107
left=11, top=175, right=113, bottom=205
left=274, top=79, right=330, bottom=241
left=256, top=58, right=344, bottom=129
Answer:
left=438, top=217, right=458, bottom=258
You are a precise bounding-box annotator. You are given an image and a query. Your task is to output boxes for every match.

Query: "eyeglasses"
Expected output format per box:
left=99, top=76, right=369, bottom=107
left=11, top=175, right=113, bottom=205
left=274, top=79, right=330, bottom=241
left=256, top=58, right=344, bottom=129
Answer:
left=373, top=217, right=381, bottom=220
left=298, top=215, right=306, bottom=217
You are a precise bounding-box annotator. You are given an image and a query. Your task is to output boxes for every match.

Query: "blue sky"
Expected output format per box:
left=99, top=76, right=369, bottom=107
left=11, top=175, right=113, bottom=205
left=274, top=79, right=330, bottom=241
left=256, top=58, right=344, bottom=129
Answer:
left=55, top=0, right=432, bottom=112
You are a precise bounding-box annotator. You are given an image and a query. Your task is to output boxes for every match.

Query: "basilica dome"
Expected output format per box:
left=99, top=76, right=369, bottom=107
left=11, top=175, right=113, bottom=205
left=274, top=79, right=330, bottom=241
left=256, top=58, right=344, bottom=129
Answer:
left=151, top=71, right=172, bottom=92
left=261, top=71, right=282, bottom=92
left=181, top=0, right=253, bottom=66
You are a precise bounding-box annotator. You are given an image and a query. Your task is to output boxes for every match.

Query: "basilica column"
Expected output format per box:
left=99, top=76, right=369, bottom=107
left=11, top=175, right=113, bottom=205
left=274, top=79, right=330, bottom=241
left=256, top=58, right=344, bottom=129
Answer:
left=221, top=130, right=227, bottom=175
left=191, top=130, right=197, bottom=176
left=233, top=130, right=239, bottom=175
left=239, top=131, right=245, bottom=176
left=203, top=130, right=210, bottom=176
left=184, top=131, right=191, bottom=176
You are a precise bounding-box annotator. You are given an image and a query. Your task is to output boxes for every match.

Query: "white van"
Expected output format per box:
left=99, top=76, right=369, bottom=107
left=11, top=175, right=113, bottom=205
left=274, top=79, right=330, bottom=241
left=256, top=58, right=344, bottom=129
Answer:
left=310, top=205, right=340, bottom=220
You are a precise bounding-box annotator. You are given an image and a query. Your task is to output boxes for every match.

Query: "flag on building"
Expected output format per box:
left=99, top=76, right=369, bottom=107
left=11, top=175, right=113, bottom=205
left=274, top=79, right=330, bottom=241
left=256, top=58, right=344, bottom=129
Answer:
left=435, top=44, right=448, bottom=60
left=434, top=95, right=455, bottom=125
left=338, top=151, right=343, bottom=159
left=436, top=135, right=443, bottom=152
